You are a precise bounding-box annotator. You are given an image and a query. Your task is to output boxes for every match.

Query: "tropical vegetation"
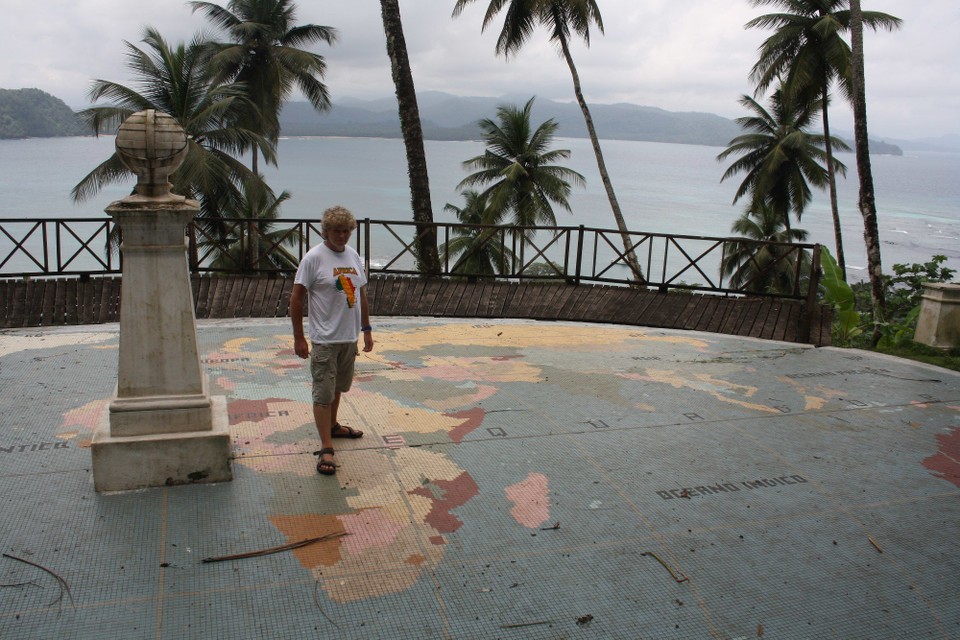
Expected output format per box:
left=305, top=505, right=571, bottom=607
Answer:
left=721, top=202, right=810, bottom=295
left=747, top=0, right=902, bottom=280
left=452, top=0, right=643, bottom=282
left=72, top=1, right=339, bottom=267
left=195, top=177, right=302, bottom=271
left=440, top=189, right=516, bottom=278
left=188, top=0, right=337, bottom=174
left=717, top=87, right=847, bottom=233
left=457, top=97, right=585, bottom=245
left=745, top=0, right=902, bottom=346
left=821, top=251, right=960, bottom=371
left=71, top=27, right=276, bottom=222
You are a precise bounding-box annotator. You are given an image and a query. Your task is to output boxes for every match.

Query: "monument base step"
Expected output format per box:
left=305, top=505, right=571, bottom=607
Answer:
left=91, top=395, right=232, bottom=492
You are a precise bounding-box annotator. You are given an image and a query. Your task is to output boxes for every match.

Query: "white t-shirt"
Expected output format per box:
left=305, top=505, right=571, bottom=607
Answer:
left=294, top=242, right=367, bottom=344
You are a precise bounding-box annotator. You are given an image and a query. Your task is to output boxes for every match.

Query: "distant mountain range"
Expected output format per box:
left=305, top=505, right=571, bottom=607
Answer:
left=282, top=91, right=915, bottom=154
left=6, top=87, right=958, bottom=154
left=281, top=91, right=753, bottom=148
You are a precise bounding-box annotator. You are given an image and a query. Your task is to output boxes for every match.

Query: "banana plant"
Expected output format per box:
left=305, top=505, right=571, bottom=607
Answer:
left=819, top=248, right=863, bottom=345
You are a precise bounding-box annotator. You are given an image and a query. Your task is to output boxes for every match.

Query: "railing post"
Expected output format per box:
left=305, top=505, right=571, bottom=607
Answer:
left=660, top=238, right=670, bottom=292
left=574, top=225, right=584, bottom=285
left=800, top=244, right=822, bottom=344
left=54, top=221, right=61, bottom=274
left=363, top=218, right=371, bottom=278
left=443, top=224, right=451, bottom=275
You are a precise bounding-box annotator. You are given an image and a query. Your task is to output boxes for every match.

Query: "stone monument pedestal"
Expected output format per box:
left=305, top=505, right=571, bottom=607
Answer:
left=92, top=396, right=231, bottom=491
left=914, top=282, right=960, bottom=349
left=90, top=109, right=232, bottom=492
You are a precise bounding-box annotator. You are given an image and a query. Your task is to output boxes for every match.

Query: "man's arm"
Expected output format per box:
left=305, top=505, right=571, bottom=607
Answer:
left=290, top=283, right=310, bottom=359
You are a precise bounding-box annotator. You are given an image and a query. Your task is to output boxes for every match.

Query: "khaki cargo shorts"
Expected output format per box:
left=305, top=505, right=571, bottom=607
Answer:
left=310, top=342, right=358, bottom=405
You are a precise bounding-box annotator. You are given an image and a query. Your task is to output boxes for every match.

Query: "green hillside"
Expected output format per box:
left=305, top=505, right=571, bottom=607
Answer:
left=0, top=88, right=88, bottom=139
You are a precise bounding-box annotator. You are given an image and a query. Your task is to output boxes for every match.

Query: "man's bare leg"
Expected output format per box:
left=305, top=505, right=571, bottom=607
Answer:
left=313, top=401, right=335, bottom=470
left=329, top=392, right=364, bottom=438
left=329, top=392, right=342, bottom=432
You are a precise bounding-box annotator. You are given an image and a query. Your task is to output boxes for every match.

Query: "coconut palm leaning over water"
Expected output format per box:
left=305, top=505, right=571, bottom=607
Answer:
left=452, top=0, right=644, bottom=283
left=189, top=0, right=338, bottom=175
left=747, top=0, right=902, bottom=279
left=458, top=98, right=585, bottom=256
left=71, top=27, right=275, bottom=225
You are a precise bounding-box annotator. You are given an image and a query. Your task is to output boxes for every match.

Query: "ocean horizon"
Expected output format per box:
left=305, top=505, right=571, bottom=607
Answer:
left=1, top=135, right=958, bottom=280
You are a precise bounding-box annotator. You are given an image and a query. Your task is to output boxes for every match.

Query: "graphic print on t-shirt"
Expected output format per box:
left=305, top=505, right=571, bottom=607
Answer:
left=334, top=267, right=358, bottom=307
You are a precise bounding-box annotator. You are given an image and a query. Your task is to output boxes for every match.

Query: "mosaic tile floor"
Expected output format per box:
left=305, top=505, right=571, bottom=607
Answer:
left=1, top=318, right=958, bottom=639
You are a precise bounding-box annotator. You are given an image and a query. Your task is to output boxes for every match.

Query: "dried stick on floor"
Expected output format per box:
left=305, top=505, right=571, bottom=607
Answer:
left=2, top=553, right=74, bottom=608
left=201, top=532, right=349, bottom=563
left=313, top=579, right=339, bottom=628
left=641, top=551, right=689, bottom=583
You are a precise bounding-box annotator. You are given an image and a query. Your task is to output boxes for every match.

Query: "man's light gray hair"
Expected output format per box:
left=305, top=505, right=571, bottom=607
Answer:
left=321, top=206, right=357, bottom=236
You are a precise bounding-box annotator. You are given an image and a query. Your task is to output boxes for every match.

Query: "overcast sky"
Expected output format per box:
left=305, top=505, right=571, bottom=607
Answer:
left=1, top=1, right=955, bottom=140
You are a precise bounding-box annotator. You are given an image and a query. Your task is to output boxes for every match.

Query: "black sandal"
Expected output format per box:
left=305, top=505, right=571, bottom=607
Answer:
left=332, top=423, right=364, bottom=439
left=313, top=448, right=336, bottom=475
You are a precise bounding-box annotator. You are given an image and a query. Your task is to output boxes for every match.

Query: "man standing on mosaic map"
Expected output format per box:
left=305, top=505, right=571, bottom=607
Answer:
left=290, top=206, right=374, bottom=476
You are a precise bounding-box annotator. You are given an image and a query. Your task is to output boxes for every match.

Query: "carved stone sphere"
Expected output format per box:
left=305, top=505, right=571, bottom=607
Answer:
left=115, top=109, right=189, bottom=199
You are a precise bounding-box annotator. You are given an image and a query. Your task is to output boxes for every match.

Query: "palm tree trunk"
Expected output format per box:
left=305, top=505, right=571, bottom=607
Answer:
left=380, top=0, right=441, bottom=276
left=849, top=0, right=886, bottom=345
left=820, top=85, right=846, bottom=281
left=556, top=35, right=644, bottom=284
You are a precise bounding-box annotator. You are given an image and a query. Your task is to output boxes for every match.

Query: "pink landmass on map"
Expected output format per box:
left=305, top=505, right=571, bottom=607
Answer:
left=505, top=472, right=550, bottom=529
left=339, top=508, right=405, bottom=556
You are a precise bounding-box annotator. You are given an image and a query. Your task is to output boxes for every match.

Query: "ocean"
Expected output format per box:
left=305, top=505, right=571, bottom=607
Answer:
left=1, top=134, right=958, bottom=280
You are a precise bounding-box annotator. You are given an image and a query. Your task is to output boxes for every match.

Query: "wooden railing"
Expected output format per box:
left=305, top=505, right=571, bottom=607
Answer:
left=0, top=217, right=820, bottom=301
left=0, top=217, right=829, bottom=344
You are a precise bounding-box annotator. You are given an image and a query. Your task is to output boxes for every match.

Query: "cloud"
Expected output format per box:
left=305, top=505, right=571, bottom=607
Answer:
left=0, top=0, right=955, bottom=139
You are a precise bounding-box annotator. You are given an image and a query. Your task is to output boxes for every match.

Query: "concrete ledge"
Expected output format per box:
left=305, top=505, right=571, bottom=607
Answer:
left=915, top=282, right=960, bottom=349
left=91, top=395, right=232, bottom=492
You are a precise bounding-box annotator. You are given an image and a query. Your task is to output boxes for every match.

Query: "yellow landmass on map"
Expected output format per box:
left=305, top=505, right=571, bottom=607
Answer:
left=623, top=369, right=780, bottom=414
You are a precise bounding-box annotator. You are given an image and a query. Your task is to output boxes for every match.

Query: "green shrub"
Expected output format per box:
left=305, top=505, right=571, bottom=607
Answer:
left=849, top=255, right=956, bottom=348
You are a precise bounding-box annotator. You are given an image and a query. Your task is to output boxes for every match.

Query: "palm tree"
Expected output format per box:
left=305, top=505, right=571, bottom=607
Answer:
left=848, top=0, right=886, bottom=343
left=747, top=0, right=902, bottom=278
left=379, top=0, right=441, bottom=275
left=722, top=202, right=810, bottom=295
left=441, top=189, right=515, bottom=278
left=71, top=27, right=274, bottom=223
left=197, top=177, right=301, bottom=271
left=717, top=88, right=848, bottom=230
left=458, top=98, right=584, bottom=246
left=452, top=0, right=644, bottom=282
left=189, top=0, right=337, bottom=173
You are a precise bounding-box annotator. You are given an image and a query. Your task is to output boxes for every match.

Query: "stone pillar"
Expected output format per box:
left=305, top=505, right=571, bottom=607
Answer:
left=914, top=282, right=960, bottom=349
left=91, top=110, right=232, bottom=492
